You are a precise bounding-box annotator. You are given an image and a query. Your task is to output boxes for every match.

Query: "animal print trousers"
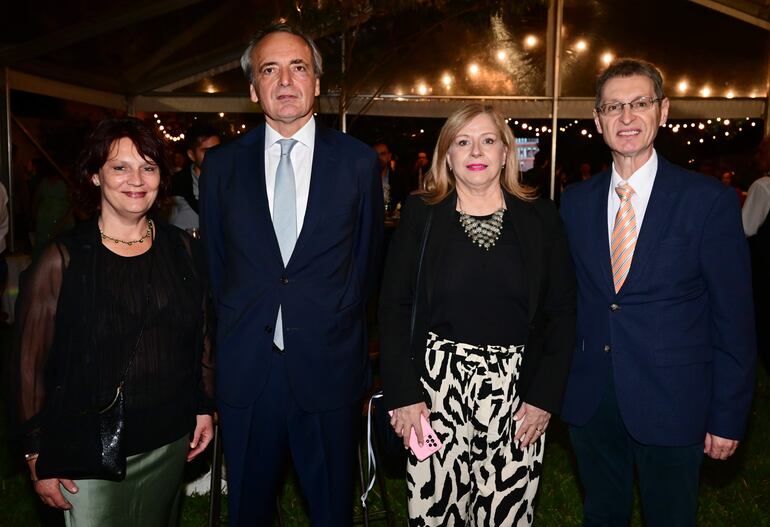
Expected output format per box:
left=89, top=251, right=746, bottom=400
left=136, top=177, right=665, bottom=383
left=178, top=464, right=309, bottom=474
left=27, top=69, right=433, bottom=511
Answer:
left=407, top=332, right=544, bottom=527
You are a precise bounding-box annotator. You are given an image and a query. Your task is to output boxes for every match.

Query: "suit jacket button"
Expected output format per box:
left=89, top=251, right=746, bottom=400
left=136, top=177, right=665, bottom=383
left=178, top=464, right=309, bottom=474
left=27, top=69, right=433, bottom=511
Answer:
left=604, top=345, right=611, bottom=353
left=264, top=325, right=273, bottom=333
left=280, top=277, right=289, bottom=284
left=610, top=303, right=620, bottom=312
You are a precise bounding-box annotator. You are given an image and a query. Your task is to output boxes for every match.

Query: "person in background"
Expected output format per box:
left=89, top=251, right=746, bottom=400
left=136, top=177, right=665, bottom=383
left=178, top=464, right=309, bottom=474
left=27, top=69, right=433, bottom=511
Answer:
left=31, top=164, right=74, bottom=253
left=380, top=103, right=575, bottom=526
left=374, top=141, right=407, bottom=213
left=410, top=150, right=430, bottom=192
left=560, top=58, right=755, bottom=526
left=171, top=151, right=186, bottom=174
left=11, top=117, right=214, bottom=526
left=578, top=162, right=593, bottom=181
left=168, top=122, right=221, bottom=231
left=742, top=137, right=770, bottom=372
left=200, top=23, right=382, bottom=526
left=720, top=170, right=746, bottom=206
left=521, top=149, right=550, bottom=199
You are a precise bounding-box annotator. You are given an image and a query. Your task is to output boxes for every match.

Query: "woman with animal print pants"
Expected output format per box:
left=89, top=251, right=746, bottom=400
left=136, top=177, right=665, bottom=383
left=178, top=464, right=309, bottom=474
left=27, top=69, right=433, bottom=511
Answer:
left=379, top=104, right=576, bottom=526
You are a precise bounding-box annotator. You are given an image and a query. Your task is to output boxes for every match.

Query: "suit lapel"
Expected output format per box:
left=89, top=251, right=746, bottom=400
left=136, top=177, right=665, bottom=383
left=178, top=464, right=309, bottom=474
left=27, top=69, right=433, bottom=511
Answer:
left=236, top=125, right=284, bottom=268
left=506, top=194, right=541, bottom=322
left=424, top=194, right=456, bottom=311
left=291, top=124, right=337, bottom=263
left=588, top=171, right=616, bottom=294
left=620, top=157, right=676, bottom=294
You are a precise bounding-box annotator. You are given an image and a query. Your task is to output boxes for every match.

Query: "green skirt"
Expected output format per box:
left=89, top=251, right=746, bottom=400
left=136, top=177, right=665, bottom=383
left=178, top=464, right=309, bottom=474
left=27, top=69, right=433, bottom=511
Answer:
left=62, top=435, right=188, bottom=527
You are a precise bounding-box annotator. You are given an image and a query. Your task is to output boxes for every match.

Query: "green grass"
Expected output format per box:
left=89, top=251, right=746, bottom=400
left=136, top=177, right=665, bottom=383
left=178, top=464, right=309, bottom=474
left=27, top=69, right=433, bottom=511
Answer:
left=3, top=352, right=768, bottom=526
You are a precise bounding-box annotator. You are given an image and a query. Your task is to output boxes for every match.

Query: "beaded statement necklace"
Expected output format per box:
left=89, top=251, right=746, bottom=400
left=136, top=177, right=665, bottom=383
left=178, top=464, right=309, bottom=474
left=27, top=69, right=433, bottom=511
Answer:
left=457, top=195, right=506, bottom=251
left=100, top=219, right=154, bottom=246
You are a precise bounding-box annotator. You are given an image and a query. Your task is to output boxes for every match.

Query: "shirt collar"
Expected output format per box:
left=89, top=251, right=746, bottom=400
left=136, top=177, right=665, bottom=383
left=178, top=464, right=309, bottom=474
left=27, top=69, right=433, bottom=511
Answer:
left=611, top=149, right=658, bottom=198
left=265, top=117, right=316, bottom=150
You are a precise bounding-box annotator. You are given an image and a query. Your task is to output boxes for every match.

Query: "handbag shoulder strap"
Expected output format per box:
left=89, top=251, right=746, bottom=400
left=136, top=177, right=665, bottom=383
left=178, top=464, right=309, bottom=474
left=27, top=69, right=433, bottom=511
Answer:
left=118, top=244, right=155, bottom=386
left=409, top=207, right=433, bottom=347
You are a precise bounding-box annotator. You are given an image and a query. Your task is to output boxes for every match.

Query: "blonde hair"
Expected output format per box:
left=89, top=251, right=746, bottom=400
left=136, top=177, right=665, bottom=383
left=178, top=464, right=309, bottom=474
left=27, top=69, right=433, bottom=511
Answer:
left=420, top=103, right=536, bottom=204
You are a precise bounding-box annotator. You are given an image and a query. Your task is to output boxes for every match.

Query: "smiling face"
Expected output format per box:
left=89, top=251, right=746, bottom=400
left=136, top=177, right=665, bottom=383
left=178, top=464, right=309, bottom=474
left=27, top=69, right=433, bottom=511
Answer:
left=594, top=74, right=668, bottom=170
left=92, top=137, right=160, bottom=220
left=249, top=31, right=320, bottom=137
left=446, top=113, right=507, bottom=194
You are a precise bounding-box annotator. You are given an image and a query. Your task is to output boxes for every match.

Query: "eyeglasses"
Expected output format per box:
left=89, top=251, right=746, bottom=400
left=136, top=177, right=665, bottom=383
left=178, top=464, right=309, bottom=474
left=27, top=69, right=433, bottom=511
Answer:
left=595, top=97, right=661, bottom=116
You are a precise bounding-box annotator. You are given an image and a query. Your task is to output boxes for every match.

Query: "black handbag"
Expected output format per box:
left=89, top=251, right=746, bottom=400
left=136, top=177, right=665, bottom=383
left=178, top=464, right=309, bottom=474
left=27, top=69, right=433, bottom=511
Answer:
left=36, top=383, right=128, bottom=481
left=35, top=248, right=153, bottom=482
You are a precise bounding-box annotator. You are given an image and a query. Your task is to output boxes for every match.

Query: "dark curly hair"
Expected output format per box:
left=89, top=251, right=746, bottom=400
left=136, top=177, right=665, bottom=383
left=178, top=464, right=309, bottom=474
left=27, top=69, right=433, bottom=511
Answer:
left=75, top=117, right=171, bottom=215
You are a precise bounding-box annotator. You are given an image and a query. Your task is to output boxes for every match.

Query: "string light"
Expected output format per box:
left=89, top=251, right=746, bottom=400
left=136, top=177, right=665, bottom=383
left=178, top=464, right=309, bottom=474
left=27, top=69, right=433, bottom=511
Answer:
left=524, top=35, right=538, bottom=48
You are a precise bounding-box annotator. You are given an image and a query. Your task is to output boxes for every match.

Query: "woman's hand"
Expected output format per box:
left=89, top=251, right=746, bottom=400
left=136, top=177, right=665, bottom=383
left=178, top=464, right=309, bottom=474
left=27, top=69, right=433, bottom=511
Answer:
left=390, top=402, right=430, bottom=448
left=27, top=457, right=78, bottom=509
left=513, top=402, right=551, bottom=450
left=187, top=414, right=215, bottom=461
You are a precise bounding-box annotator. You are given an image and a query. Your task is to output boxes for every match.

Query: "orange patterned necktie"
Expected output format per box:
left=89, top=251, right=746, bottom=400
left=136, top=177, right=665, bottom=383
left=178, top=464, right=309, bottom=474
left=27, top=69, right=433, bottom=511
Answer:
left=611, top=184, right=637, bottom=292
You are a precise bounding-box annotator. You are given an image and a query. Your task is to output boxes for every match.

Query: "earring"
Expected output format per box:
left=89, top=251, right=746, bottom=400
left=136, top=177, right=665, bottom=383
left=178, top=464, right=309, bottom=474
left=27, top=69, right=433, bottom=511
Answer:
left=93, top=180, right=100, bottom=187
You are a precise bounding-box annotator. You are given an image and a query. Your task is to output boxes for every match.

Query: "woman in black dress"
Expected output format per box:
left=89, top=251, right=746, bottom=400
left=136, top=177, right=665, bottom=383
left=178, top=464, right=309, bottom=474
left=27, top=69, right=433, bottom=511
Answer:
left=12, top=118, right=215, bottom=526
left=380, top=104, right=575, bottom=526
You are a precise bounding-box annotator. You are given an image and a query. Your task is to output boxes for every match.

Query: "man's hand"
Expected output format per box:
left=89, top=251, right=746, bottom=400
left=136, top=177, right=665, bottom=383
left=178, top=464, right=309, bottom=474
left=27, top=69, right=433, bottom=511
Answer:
left=390, top=402, right=430, bottom=448
left=704, top=433, right=739, bottom=460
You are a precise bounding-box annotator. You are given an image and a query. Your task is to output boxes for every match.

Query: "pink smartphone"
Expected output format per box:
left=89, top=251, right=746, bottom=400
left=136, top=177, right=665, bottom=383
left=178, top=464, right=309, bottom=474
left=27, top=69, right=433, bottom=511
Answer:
left=389, top=411, right=443, bottom=461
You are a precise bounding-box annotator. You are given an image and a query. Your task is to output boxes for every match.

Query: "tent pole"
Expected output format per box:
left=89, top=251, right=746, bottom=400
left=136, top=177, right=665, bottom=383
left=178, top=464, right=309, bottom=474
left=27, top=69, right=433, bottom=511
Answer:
left=1, top=67, right=14, bottom=252
left=340, top=32, right=347, bottom=134
left=548, top=0, right=563, bottom=201
left=765, top=47, right=770, bottom=138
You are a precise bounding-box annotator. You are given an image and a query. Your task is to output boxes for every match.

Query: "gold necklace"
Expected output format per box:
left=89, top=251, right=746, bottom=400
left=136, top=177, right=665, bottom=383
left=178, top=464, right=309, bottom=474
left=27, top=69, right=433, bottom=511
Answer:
left=100, top=219, right=154, bottom=246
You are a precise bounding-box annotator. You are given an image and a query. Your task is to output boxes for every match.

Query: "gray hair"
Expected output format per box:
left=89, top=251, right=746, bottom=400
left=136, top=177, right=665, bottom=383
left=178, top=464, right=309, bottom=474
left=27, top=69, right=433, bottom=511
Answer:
left=595, top=58, right=665, bottom=109
left=240, top=23, right=324, bottom=85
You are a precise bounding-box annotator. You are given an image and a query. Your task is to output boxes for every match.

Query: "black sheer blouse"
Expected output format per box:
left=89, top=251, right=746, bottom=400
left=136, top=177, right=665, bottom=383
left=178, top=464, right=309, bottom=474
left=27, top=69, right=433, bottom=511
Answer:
left=10, top=217, right=215, bottom=456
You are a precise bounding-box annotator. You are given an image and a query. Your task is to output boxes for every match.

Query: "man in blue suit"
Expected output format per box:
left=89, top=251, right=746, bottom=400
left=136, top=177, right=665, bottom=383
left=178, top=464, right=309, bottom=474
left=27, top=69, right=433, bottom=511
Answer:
left=560, top=59, right=756, bottom=526
left=200, top=24, right=383, bottom=526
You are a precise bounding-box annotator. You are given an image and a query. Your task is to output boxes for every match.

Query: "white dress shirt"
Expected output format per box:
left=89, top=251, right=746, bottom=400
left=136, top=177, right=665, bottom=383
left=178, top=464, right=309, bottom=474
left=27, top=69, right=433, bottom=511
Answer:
left=742, top=175, right=770, bottom=237
left=265, top=118, right=316, bottom=233
left=168, top=166, right=199, bottom=231
left=607, top=150, right=658, bottom=246
left=265, top=118, right=316, bottom=350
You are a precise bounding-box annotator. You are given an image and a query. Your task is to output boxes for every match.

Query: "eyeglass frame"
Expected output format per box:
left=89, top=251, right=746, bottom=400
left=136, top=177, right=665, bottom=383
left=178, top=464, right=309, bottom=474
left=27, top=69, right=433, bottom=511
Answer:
left=594, top=96, right=663, bottom=117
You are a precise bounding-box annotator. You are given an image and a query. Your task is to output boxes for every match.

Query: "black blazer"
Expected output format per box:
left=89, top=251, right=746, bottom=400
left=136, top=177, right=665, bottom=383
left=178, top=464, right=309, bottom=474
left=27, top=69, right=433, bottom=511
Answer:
left=170, top=168, right=198, bottom=214
left=379, top=191, right=576, bottom=413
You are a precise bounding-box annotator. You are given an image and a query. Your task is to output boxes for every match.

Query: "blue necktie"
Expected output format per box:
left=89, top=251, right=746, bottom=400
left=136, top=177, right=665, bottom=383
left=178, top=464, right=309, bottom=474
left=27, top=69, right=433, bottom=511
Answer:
left=273, top=138, right=298, bottom=350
